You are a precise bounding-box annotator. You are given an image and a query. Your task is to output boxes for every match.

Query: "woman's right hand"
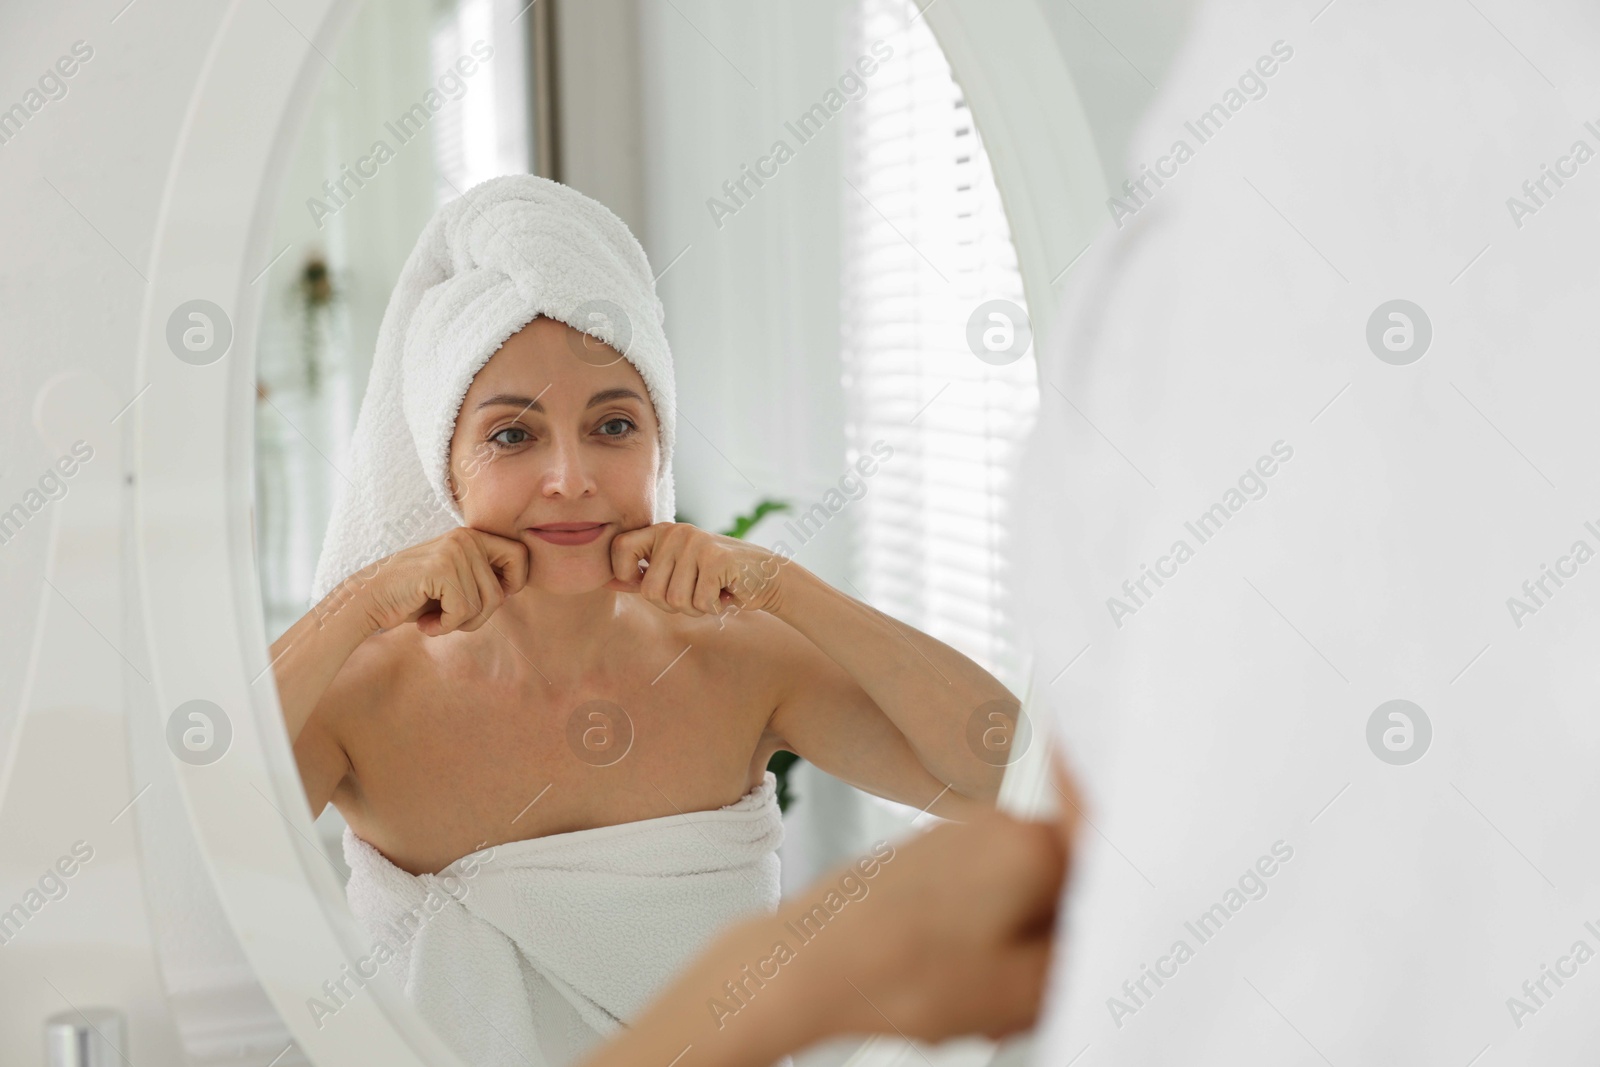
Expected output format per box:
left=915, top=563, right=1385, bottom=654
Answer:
left=351, top=526, right=531, bottom=637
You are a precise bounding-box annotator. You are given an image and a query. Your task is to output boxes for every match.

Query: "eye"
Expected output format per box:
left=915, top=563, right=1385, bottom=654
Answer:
left=598, top=417, right=637, bottom=438
left=490, top=426, right=530, bottom=447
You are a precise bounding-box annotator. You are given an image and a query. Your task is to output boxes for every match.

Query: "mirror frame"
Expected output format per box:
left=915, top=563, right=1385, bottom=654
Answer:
left=133, top=1, right=1105, bottom=1062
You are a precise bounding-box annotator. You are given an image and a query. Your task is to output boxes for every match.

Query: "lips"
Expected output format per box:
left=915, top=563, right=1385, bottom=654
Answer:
left=529, top=522, right=607, bottom=546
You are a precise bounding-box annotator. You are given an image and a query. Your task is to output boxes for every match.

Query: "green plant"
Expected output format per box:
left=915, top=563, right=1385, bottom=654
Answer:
left=720, top=498, right=791, bottom=540
left=294, top=254, right=339, bottom=394
left=765, top=750, right=801, bottom=812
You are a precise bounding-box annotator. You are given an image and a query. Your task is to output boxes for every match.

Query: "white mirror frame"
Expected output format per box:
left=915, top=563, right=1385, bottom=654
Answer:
left=923, top=0, right=1108, bottom=349
left=133, top=1, right=1106, bottom=1062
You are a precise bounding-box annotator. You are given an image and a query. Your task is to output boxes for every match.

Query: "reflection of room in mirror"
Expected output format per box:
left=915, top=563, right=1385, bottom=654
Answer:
left=244, top=3, right=1035, bottom=1067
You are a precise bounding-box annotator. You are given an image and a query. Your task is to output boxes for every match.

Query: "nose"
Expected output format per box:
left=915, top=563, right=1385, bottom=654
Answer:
left=541, top=428, right=597, bottom=500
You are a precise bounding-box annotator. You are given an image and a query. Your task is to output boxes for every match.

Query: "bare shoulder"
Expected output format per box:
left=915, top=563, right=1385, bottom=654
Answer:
left=687, top=603, right=820, bottom=709
left=631, top=598, right=782, bottom=703
left=285, top=620, right=416, bottom=819
left=301, top=624, right=410, bottom=754
left=676, top=604, right=814, bottom=777
left=718, top=602, right=811, bottom=658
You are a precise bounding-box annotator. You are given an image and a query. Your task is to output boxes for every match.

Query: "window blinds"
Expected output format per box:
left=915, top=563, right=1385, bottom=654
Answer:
left=841, top=0, right=1040, bottom=694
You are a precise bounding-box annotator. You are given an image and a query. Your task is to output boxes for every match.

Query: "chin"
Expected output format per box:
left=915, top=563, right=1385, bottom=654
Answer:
left=526, top=550, right=616, bottom=594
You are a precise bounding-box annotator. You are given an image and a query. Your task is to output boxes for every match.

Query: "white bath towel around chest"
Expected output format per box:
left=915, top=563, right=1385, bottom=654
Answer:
left=342, top=771, right=785, bottom=1067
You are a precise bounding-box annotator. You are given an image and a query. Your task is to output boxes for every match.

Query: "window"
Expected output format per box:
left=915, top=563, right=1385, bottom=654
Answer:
left=841, top=0, right=1039, bottom=697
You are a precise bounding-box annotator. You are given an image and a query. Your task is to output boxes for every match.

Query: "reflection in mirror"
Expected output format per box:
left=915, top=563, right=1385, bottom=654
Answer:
left=251, top=1, right=1039, bottom=1064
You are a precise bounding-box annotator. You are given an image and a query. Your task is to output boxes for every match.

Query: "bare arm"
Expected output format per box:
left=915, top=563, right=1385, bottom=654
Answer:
left=748, top=609, right=994, bottom=822
left=269, top=579, right=375, bottom=817
left=270, top=580, right=374, bottom=749
left=764, top=564, right=1012, bottom=805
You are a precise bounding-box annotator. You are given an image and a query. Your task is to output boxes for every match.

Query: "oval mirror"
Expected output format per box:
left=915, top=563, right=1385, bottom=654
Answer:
left=132, top=0, right=1106, bottom=1063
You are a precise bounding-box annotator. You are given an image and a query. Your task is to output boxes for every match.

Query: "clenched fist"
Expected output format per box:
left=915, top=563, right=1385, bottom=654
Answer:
left=350, top=527, right=531, bottom=637
left=604, top=522, right=788, bottom=617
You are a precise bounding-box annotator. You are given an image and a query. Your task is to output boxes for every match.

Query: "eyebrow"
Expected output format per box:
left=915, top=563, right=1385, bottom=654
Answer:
left=474, top=387, right=645, bottom=414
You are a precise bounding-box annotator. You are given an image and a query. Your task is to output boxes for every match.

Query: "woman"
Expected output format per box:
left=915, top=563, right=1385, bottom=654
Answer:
left=269, top=174, right=1022, bottom=1064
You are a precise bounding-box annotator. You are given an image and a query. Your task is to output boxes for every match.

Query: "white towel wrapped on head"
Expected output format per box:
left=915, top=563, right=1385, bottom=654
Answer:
left=341, top=771, right=785, bottom=1067
left=309, top=173, right=678, bottom=604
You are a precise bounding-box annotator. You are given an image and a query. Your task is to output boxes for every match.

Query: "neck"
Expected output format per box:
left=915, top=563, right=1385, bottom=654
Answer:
left=480, top=583, right=636, bottom=687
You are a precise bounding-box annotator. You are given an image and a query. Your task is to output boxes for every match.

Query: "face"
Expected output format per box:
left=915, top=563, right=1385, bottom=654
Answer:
left=447, top=315, right=660, bottom=593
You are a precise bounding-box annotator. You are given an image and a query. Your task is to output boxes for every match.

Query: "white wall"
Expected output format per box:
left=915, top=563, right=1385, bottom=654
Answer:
left=1037, top=0, right=1204, bottom=189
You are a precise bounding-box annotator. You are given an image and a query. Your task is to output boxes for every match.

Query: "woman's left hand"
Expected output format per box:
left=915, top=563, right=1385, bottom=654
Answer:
left=605, top=522, right=789, bottom=617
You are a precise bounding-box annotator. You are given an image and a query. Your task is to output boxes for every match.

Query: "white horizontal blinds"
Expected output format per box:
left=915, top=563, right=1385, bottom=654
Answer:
left=841, top=0, right=1038, bottom=691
